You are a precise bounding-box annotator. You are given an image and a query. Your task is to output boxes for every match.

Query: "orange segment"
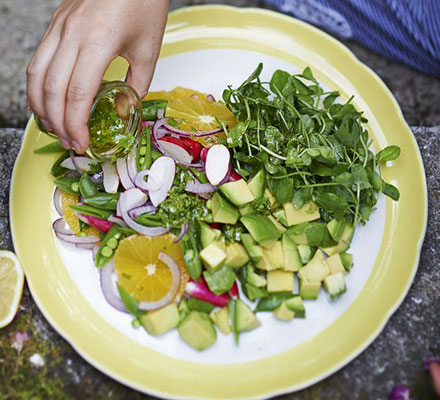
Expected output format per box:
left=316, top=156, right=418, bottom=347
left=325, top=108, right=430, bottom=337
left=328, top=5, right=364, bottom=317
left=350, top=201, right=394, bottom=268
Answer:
left=60, top=191, right=100, bottom=237
left=114, top=234, right=189, bottom=303
left=144, top=86, right=237, bottom=132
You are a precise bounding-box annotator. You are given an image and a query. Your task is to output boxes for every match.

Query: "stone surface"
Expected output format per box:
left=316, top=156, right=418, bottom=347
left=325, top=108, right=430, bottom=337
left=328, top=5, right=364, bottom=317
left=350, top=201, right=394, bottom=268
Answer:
left=0, top=126, right=438, bottom=399
left=1, top=0, right=440, bottom=128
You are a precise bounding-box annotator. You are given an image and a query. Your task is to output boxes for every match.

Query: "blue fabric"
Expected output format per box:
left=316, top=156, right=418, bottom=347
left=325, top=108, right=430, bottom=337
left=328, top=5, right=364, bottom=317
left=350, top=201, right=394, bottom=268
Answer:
left=264, top=0, right=440, bottom=76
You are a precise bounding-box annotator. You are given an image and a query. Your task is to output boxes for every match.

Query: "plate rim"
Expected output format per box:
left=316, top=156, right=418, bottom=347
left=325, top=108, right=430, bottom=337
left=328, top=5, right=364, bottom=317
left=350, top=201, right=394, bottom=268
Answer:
left=10, top=5, right=428, bottom=399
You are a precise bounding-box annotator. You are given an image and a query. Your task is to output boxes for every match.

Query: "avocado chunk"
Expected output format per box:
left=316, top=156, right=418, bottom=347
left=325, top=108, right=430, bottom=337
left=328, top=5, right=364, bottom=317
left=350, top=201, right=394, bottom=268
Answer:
left=297, top=244, right=313, bottom=264
left=139, top=303, right=180, bottom=335
left=268, top=215, right=286, bottom=234
left=272, top=209, right=288, bottom=227
left=258, top=241, right=285, bottom=271
left=286, top=222, right=309, bottom=245
left=267, top=270, right=295, bottom=293
left=178, top=311, right=217, bottom=351
left=326, top=253, right=346, bottom=275
left=340, top=252, right=353, bottom=272
left=198, top=221, right=219, bottom=248
left=240, top=214, right=282, bottom=248
left=283, top=201, right=320, bottom=226
left=235, top=299, right=261, bottom=332
left=321, top=239, right=349, bottom=256
left=299, top=280, right=321, bottom=300
left=210, top=307, right=231, bottom=335
left=282, top=233, right=302, bottom=272
left=285, top=296, right=305, bottom=317
left=225, top=242, right=249, bottom=268
left=203, top=265, right=236, bottom=295
left=219, top=179, right=255, bottom=207
left=244, top=283, right=268, bottom=301
left=247, top=271, right=267, bottom=288
left=341, top=223, right=355, bottom=244
left=178, top=299, right=189, bottom=322
left=323, top=272, right=347, bottom=299
left=264, top=188, right=278, bottom=208
left=211, top=192, right=239, bottom=224
left=247, top=169, right=265, bottom=198
left=241, top=233, right=264, bottom=261
left=273, top=301, right=295, bottom=321
left=239, top=203, right=253, bottom=216
left=200, top=240, right=227, bottom=271
left=187, top=298, right=215, bottom=313
left=298, top=249, right=329, bottom=282
left=327, top=218, right=346, bottom=242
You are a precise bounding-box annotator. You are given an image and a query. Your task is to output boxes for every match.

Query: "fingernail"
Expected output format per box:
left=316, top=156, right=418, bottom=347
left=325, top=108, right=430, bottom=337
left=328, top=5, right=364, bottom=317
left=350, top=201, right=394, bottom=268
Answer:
left=59, top=138, right=71, bottom=149
left=72, top=140, right=83, bottom=153
left=40, top=118, right=51, bottom=131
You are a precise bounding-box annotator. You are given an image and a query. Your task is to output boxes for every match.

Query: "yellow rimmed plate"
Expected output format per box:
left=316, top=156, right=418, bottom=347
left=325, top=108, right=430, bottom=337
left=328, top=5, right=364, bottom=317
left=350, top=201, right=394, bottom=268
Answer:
left=10, top=5, right=427, bottom=399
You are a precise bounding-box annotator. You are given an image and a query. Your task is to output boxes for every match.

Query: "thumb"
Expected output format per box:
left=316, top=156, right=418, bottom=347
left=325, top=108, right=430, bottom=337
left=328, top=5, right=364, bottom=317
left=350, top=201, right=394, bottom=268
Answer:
left=125, top=59, right=154, bottom=99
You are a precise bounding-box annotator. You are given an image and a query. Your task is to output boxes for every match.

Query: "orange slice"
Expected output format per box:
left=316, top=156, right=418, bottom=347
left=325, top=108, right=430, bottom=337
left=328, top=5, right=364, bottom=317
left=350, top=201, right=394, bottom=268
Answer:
left=114, top=234, right=189, bottom=303
left=0, top=250, right=24, bottom=328
left=60, top=191, right=101, bottom=237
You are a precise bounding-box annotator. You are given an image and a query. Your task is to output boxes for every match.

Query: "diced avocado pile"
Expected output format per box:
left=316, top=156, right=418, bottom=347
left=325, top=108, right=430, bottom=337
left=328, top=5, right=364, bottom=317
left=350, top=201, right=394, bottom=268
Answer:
left=139, top=170, right=354, bottom=351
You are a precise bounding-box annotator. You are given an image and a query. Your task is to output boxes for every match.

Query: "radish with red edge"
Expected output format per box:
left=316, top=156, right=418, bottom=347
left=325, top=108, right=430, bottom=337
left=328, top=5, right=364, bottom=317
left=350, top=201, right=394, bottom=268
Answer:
left=77, top=214, right=114, bottom=234
left=157, top=136, right=193, bottom=164
left=102, top=162, right=119, bottom=194
left=116, top=158, right=134, bottom=189
left=145, top=156, right=176, bottom=207
left=229, top=281, right=239, bottom=299
left=185, top=278, right=229, bottom=307
left=229, top=170, right=242, bottom=182
left=200, top=147, right=209, bottom=163
left=180, top=137, right=203, bottom=161
left=205, top=144, right=231, bottom=186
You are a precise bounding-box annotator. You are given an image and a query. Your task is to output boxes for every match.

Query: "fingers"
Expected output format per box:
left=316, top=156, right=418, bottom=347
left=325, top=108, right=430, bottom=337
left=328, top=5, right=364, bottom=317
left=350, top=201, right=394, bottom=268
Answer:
left=26, top=34, right=61, bottom=129
left=42, top=42, right=79, bottom=147
left=64, top=45, right=112, bottom=153
left=125, top=58, right=155, bottom=98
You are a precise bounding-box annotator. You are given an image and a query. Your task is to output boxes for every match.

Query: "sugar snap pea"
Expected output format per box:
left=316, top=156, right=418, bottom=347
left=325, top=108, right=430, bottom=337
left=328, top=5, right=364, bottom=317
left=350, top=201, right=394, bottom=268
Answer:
left=179, top=225, right=202, bottom=281
left=95, top=225, right=123, bottom=268
left=84, top=193, right=119, bottom=210
left=34, top=141, right=65, bottom=154
left=190, top=168, right=209, bottom=184
left=79, top=173, right=98, bottom=198
left=134, top=213, right=163, bottom=227
left=136, top=125, right=152, bottom=171
left=51, top=151, right=70, bottom=177
left=54, top=176, right=80, bottom=195
left=69, top=204, right=114, bottom=219
left=142, top=99, right=167, bottom=120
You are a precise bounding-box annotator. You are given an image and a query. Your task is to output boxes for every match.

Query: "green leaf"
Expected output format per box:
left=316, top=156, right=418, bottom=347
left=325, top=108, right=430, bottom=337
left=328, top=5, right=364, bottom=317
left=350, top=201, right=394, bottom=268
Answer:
left=383, top=183, right=400, bottom=201
left=301, top=66, right=316, bottom=82
left=292, top=188, right=312, bottom=209
left=335, top=118, right=361, bottom=148
left=376, top=145, right=401, bottom=162
left=270, top=70, right=291, bottom=94
left=323, top=92, right=339, bottom=109
left=305, top=223, right=326, bottom=246
left=269, top=176, right=294, bottom=204
left=203, top=265, right=236, bottom=295
left=239, top=62, right=263, bottom=89
left=314, top=192, right=348, bottom=218
left=226, top=121, right=247, bottom=147
left=367, top=170, right=384, bottom=191
left=116, top=284, right=145, bottom=318
left=351, top=165, right=371, bottom=189
left=187, top=298, right=214, bottom=314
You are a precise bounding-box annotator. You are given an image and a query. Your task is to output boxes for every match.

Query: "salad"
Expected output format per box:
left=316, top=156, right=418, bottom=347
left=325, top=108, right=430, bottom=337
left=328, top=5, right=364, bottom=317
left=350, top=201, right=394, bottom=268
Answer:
left=36, top=64, right=401, bottom=351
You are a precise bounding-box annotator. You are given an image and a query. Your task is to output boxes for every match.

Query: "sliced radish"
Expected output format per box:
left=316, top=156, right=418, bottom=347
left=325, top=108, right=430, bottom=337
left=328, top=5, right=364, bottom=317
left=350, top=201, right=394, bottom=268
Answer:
left=134, top=170, right=162, bottom=192
left=229, top=281, right=239, bottom=299
left=205, top=144, right=231, bottom=186
left=61, top=156, right=98, bottom=172
left=116, top=158, right=134, bottom=190
left=127, top=146, right=138, bottom=180
left=157, top=136, right=193, bottom=164
left=229, top=169, right=242, bottom=182
left=147, top=157, right=176, bottom=207
left=77, top=214, right=114, bottom=233
left=102, top=162, right=119, bottom=194
left=185, top=180, right=216, bottom=194
left=185, top=277, right=229, bottom=307
left=180, top=137, right=203, bottom=161
left=200, top=147, right=209, bottom=163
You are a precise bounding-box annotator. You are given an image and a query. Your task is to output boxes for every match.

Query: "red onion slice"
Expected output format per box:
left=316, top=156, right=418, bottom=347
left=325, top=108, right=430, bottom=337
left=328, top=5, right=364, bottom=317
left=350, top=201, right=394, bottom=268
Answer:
left=128, top=205, right=156, bottom=219
left=108, top=215, right=127, bottom=227
left=116, top=157, right=134, bottom=190
left=157, top=108, right=165, bottom=119
left=127, top=146, right=138, bottom=181
left=53, top=188, right=64, bottom=216
left=75, top=243, right=96, bottom=250
left=53, top=218, right=100, bottom=244
left=138, top=252, right=180, bottom=311
left=100, top=261, right=128, bottom=313
left=163, top=123, right=223, bottom=137
left=173, top=224, right=188, bottom=243
left=185, top=180, right=216, bottom=194
left=119, top=188, right=169, bottom=236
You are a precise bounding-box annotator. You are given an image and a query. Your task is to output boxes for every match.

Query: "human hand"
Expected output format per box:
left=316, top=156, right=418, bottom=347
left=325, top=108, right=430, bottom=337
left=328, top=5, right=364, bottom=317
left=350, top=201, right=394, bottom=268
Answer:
left=27, top=0, right=168, bottom=153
